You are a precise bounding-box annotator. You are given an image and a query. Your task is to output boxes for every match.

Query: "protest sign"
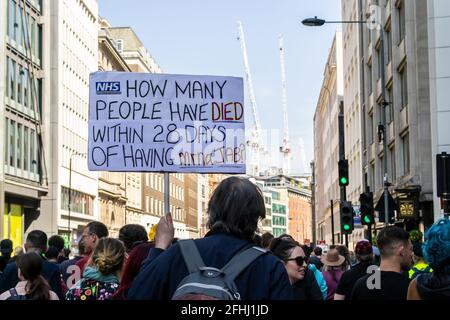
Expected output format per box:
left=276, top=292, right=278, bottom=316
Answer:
left=88, top=72, right=245, bottom=173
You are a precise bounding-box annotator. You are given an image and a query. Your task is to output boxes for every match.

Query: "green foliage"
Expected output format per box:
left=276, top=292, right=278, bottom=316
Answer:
left=371, top=235, right=377, bottom=246
left=409, top=230, right=423, bottom=243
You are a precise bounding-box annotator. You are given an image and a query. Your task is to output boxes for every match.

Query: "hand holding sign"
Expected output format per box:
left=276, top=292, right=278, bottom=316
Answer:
left=88, top=72, right=245, bottom=174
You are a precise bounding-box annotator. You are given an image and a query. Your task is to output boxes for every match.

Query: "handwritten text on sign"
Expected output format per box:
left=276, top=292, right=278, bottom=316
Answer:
left=88, top=72, right=246, bottom=173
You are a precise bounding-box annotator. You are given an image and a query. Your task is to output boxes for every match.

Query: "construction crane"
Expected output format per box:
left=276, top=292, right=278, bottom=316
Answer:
left=237, top=21, right=266, bottom=176
left=279, top=35, right=291, bottom=175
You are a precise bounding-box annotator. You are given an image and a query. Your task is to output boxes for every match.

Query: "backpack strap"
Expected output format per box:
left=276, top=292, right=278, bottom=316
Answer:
left=221, top=246, right=267, bottom=281
left=178, top=239, right=206, bottom=274
left=8, top=288, right=18, bottom=297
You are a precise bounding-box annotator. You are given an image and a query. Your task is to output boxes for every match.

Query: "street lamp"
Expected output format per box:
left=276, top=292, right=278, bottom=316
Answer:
left=68, top=152, right=87, bottom=243
left=302, top=16, right=390, bottom=225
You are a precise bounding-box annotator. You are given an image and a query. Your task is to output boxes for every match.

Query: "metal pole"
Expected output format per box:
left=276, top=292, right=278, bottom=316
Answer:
left=310, top=161, right=317, bottom=245
left=331, top=199, right=335, bottom=245
left=379, top=25, right=390, bottom=225
left=164, top=173, right=170, bottom=215
left=68, top=156, right=72, bottom=239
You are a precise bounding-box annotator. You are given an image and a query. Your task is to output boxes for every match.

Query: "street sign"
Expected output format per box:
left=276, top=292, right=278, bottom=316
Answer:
left=375, top=190, right=398, bottom=223
left=398, top=198, right=417, bottom=219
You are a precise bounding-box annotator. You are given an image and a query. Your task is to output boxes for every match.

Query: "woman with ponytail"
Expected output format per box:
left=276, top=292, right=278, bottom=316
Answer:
left=0, top=252, right=59, bottom=300
left=66, top=237, right=125, bottom=300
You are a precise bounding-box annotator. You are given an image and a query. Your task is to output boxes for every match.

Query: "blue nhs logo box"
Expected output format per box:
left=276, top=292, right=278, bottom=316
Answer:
left=96, top=82, right=121, bottom=94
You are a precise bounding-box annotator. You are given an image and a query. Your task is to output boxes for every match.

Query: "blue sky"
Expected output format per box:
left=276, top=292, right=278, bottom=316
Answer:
left=98, top=0, right=342, bottom=174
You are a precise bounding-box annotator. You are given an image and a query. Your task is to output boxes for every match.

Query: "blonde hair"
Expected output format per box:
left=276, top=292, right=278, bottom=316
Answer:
left=92, top=238, right=126, bottom=275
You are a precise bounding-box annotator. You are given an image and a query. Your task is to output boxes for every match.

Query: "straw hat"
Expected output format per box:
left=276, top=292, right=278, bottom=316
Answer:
left=320, top=248, right=345, bottom=267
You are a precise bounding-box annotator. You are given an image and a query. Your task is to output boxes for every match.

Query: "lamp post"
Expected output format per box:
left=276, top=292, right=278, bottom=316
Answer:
left=302, top=16, right=390, bottom=226
left=68, top=152, right=86, bottom=243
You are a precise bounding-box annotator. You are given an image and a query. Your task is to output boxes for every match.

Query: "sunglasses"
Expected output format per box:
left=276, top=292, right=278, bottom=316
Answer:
left=286, top=256, right=308, bottom=267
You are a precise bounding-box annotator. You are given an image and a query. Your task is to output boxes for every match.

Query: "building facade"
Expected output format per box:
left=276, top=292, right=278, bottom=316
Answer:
left=428, top=0, right=450, bottom=221
left=1, top=0, right=48, bottom=248
left=184, top=173, right=198, bottom=238
left=288, top=188, right=312, bottom=244
left=313, top=32, right=346, bottom=245
left=97, top=18, right=130, bottom=237
left=344, top=0, right=434, bottom=233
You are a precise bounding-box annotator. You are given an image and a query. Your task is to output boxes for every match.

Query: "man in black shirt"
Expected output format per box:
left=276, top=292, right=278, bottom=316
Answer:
left=351, top=226, right=413, bottom=300
left=335, top=239, right=375, bottom=300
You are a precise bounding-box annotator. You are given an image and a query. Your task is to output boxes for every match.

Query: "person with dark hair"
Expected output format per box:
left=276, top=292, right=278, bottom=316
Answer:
left=75, top=221, right=109, bottom=275
left=252, top=234, right=262, bottom=247
left=128, top=176, right=293, bottom=300
left=270, top=235, right=322, bottom=300
left=0, top=252, right=59, bottom=300
left=261, top=232, right=274, bottom=249
left=118, top=224, right=149, bottom=253
left=0, top=230, right=63, bottom=299
left=45, top=246, right=60, bottom=264
left=0, top=239, right=13, bottom=273
left=66, top=237, right=126, bottom=300
left=114, top=242, right=155, bottom=299
left=408, top=218, right=450, bottom=300
left=408, top=242, right=432, bottom=280
left=48, top=235, right=68, bottom=264
left=309, top=246, right=324, bottom=271
left=351, top=226, right=413, bottom=300
left=335, top=240, right=375, bottom=300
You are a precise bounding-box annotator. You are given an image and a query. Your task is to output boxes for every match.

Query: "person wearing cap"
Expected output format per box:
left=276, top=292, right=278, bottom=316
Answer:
left=334, top=240, right=375, bottom=300
left=0, top=239, right=14, bottom=273
left=321, top=248, right=346, bottom=300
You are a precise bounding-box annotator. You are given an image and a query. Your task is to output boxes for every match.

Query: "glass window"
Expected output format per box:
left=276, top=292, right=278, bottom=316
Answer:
left=37, top=24, right=42, bottom=62
left=397, top=1, right=405, bottom=44
left=368, top=64, right=372, bottom=94
left=400, top=66, right=408, bottom=108
left=389, top=146, right=396, bottom=180
left=9, top=0, right=16, bottom=40
left=402, top=133, right=410, bottom=175
left=377, top=49, right=382, bottom=80
left=10, top=59, right=16, bottom=100
left=23, top=68, right=28, bottom=108
left=387, top=86, right=394, bottom=123
left=9, top=120, right=15, bottom=167
left=17, top=5, right=22, bottom=47
left=30, top=17, right=36, bottom=55
left=17, top=124, right=22, bottom=169
left=17, top=66, right=22, bottom=104
left=5, top=57, right=9, bottom=98
left=30, top=129, right=35, bottom=173
left=24, top=127, right=28, bottom=171
left=386, top=28, right=392, bottom=63
left=5, top=118, right=9, bottom=164
left=368, top=114, right=374, bottom=144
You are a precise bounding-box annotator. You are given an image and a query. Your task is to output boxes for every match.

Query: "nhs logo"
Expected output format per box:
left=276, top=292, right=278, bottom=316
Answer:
left=96, top=82, right=121, bottom=94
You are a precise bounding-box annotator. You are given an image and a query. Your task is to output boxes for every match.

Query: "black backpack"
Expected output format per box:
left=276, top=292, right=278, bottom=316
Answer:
left=172, top=239, right=267, bottom=300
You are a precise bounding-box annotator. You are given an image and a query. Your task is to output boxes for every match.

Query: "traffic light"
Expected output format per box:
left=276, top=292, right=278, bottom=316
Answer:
left=359, top=192, right=374, bottom=225
left=338, top=159, right=349, bottom=186
left=340, top=201, right=354, bottom=234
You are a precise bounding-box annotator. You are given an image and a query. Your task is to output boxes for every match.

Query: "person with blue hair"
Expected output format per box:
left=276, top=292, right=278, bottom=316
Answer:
left=407, top=218, right=450, bottom=300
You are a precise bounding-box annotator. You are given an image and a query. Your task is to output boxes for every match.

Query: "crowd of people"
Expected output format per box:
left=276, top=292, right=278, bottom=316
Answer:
left=0, top=177, right=449, bottom=300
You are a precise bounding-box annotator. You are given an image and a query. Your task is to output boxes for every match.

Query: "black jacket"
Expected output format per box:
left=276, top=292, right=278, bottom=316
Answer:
left=292, top=267, right=323, bottom=300
left=416, top=272, right=450, bottom=300
left=128, top=232, right=294, bottom=300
